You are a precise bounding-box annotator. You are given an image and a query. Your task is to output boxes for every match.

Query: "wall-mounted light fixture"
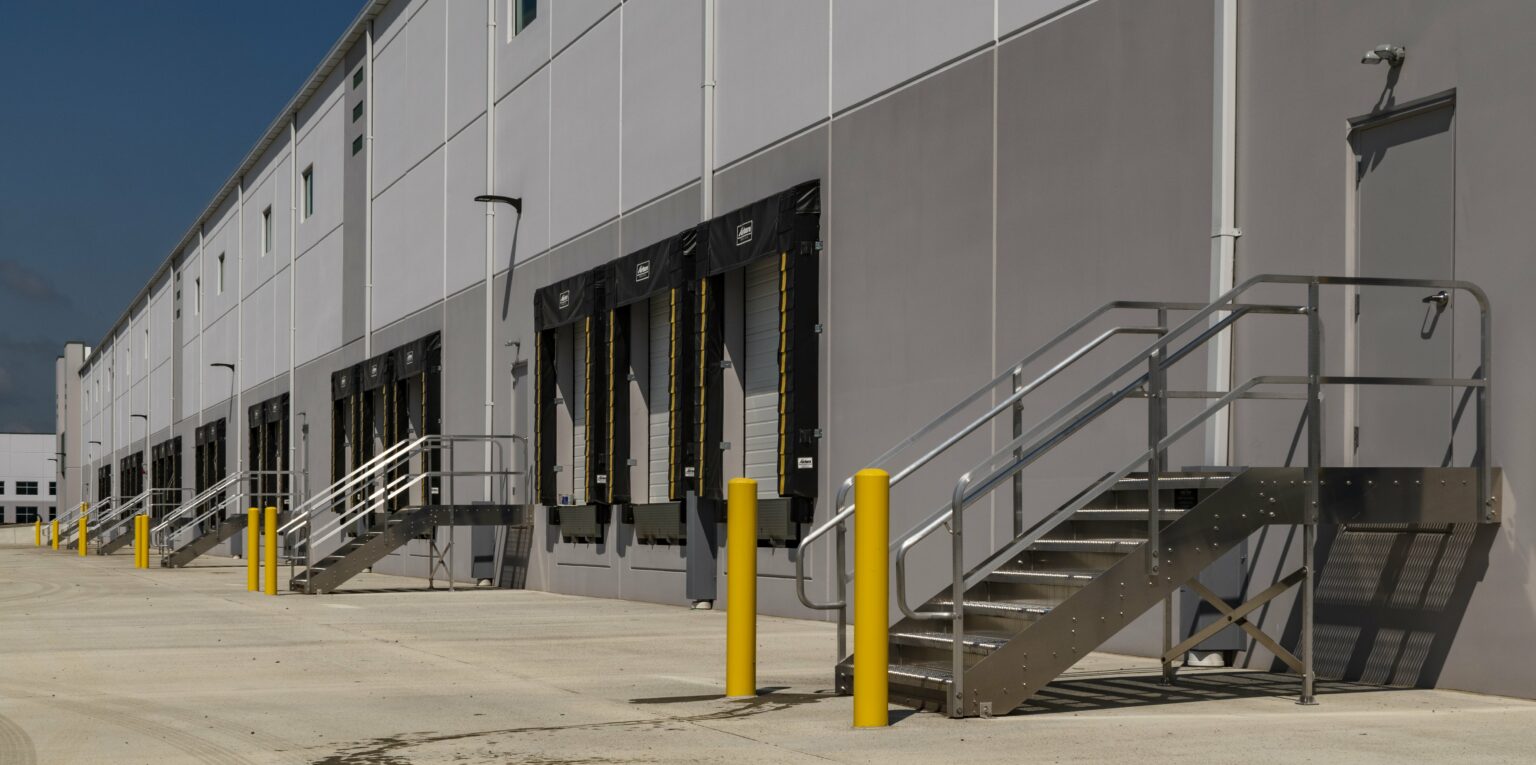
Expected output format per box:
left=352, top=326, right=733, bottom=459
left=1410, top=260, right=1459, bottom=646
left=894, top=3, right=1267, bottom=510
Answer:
left=1361, top=44, right=1406, bottom=66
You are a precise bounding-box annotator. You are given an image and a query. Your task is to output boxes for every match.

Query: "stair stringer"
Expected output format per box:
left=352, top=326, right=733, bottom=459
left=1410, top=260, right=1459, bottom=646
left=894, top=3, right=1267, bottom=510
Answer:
left=953, top=467, right=1307, bottom=717
left=301, top=509, right=438, bottom=594
left=98, top=527, right=136, bottom=555
left=161, top=514, right=248, bottom=568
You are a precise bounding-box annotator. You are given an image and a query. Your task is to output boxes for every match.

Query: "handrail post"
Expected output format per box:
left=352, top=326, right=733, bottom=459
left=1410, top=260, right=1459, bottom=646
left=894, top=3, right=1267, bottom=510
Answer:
left=1149, top=308, right=1169, bottom=683
left=1300, top=281, right=1321, bottom=705
left=835, top=521, right=848, bottom=661
left=1479, top=294, right=1494, bottom=521
left=1012, top=365, right=1025, bottom=537
left=949, top=475, right=967, bottom=718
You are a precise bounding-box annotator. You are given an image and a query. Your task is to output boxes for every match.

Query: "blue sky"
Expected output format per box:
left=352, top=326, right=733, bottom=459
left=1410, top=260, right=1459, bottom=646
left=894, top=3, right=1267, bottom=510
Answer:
left=0, top=0, right=364, bottom=432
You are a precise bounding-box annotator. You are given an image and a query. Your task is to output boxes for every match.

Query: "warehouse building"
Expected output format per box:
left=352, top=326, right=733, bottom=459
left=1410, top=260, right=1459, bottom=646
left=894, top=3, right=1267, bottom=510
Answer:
left=0, top=433, right=57, bottom=526
left=57, top=0, right=1536, bottom=712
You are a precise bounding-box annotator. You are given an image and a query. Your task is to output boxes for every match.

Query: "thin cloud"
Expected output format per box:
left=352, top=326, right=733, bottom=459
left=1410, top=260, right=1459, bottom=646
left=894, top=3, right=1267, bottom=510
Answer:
left=0, top=259, right=69, bottom=304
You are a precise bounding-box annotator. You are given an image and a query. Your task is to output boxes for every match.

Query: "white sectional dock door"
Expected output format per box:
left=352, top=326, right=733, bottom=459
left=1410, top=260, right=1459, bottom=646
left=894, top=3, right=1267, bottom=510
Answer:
left=743, top=256, right=781, bottom=499
left=571, top=324, right=587, bottom=506
left=647, top=295, right=671, bottom=503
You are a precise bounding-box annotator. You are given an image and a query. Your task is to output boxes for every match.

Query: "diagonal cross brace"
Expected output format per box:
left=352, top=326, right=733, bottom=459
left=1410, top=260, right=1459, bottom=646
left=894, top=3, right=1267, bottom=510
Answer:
left=1163, top=567, right=1308, bottom=674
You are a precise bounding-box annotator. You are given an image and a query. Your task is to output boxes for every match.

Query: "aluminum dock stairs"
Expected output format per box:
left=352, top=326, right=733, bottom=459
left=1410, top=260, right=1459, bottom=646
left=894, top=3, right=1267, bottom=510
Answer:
left=281, top=435, right=528, bottom=594
left=153, top=473, right=258, bottom=568
left=801, top=275, right=1501, bottom=718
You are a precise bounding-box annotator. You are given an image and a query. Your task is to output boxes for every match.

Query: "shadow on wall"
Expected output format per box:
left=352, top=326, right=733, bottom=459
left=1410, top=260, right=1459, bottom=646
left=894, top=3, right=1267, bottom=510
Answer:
left=1269, top=522, right=1497, bottom=688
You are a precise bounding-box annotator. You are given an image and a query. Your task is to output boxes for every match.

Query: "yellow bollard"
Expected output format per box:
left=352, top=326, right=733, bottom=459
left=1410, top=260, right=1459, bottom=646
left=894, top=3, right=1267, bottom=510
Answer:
left=51, top=519, right=59, bottom=550
left=853, top=468, right=890, bottom=728
left=136, top=515, right=148, bottom=569
left=34, top=519, right=41, bottom=547
left=264, top=506, right=278, bottom=596
left=247, top=507, right=260, bottom=591
left=725, top=478, right=758, bottom=699
left=78, top=514, right=88, bottom=557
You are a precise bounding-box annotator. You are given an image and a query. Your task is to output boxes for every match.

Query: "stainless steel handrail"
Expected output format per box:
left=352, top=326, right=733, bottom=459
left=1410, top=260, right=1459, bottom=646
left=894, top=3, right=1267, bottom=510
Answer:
left=276, top=436, right=429, bottom=537
left=150, top=470, right=295, bottom=551
left=795, top=299, right=1298, bottom=659
left=89, top=488, right=153, bottom=530
left=57, top=498, right=110, bottom=543
left=279, top=434, right=514, bottom=540
left=94, top=487, right=184, bottom=544
left=793, top=324, right=1168, bottom=657
left=280, top=434, right=517, bottom=549
left=887, top=274, right=1492, bottom=716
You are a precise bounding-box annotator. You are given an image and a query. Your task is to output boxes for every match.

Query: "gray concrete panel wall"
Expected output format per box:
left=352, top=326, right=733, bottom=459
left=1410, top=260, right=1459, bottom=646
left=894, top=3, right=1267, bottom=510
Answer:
left=372, top=147, right=446, bottom=329
left=550, top=13, right=621, bottom=246
left=1231, top=0, right=1536, bottom=701
left=294, top=229, right=344, bottom=367
left=715, top=0, right=828, bottom=167
left=446, top=114, right=489, bottom=296
left=493, top=68, right=551, bottom=264
left=993, top=0, right=1215, bottom=654
left=444, top=0, right=487, bottom=138
left=552, top=0, right=618, bottom=57
left=825, top=53, right=997, bottom=617
left=620, top=0, right=702, bottom=209
left=832, top=0, right=993, bottom=112
left=373, top=0, right=446, bottom=194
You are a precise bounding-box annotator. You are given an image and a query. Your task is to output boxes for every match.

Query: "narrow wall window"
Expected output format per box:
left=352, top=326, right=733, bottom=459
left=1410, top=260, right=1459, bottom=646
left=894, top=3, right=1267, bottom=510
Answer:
left=352, top=66, right=364, bottom=89
left=511, top=0, right=537, bottom=38
left=352, top=101, right=364, bottom=123
left=217, top=253, right=226, bottom=294
left=352, top=135, right=364, bottom=156
left=261, top=206, right=272, bottom=255
left=301, top=166, right=314, bottom=220
left=49, top=482, right=56, bottom=495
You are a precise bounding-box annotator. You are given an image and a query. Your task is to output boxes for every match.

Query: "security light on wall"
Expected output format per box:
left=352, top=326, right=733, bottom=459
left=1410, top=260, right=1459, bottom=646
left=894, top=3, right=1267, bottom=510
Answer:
left=1361, top=44, right=1406, bottom=66
left=474, top=195, right=522, bottom=213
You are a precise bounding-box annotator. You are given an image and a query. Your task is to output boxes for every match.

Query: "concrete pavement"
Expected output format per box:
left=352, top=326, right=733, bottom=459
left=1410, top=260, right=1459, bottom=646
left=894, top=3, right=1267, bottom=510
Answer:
left=2, top=524, right=1534, bottom=764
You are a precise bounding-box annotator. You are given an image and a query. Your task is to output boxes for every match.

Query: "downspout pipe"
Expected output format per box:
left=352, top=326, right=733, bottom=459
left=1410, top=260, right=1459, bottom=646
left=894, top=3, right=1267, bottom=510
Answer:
left=365, top=21, right=376, bottom=359
left=701, top=0, right=716, bottom=222
left=1206, top=0, right=1239, bottom=467
left=484, top=0, right=497, bottom=500
left=289, top=115, right=299, bottom=502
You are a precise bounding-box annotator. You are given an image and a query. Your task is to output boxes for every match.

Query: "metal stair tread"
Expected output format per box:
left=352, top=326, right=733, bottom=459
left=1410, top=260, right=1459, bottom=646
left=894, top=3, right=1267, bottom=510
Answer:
left=930, top=598, right=1055, bottom=618
left=1111, top=475, right=1232, bottom=490
left=890, top=630, right=1012, bottom=652
left=1071, top=508, right=1186, bottom=520
left=888, top=663, right=954, bottom=685
left=987, top=567, right=1103, bottom=585
left=1029, top=537, right=1145, bottom=551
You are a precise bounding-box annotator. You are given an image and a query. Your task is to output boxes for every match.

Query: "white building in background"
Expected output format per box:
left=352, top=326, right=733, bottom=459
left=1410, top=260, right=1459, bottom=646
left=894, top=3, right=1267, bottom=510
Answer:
left=0, top=433, right=57, bottom=524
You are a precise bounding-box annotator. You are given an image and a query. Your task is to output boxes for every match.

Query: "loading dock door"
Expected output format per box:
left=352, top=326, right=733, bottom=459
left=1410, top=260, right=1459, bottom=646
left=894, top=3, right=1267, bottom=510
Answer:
left=1352, top=102, right=1455, bottom=466
left=743, top=256, right=782, bottom=499
left=571, top=323, right=587, bottom=505
left=648, top=294, right=671, bottom=502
